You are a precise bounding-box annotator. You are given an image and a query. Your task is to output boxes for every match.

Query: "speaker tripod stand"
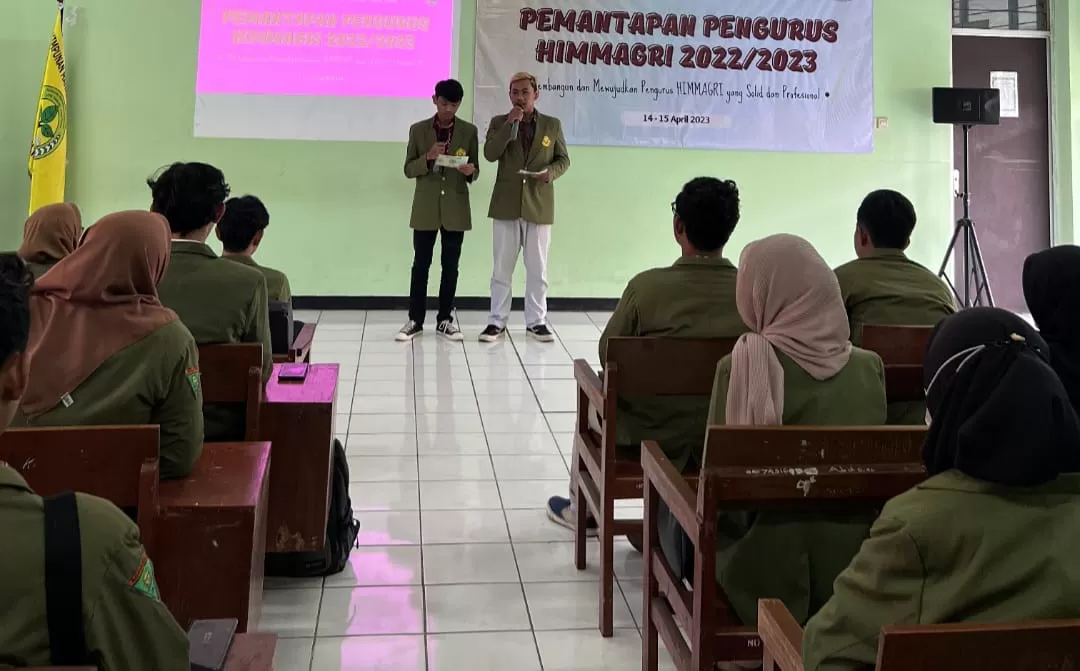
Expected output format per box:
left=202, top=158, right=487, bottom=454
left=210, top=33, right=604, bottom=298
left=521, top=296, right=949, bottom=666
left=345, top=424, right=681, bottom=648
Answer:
left=937, top=123, right=994, bottom=308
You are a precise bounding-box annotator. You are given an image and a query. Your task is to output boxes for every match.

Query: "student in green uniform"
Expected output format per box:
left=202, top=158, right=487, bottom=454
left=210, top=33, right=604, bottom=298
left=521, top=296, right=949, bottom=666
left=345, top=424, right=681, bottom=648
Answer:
left=661, top=234, right=886, bottom=664
left=17, top=202, right=81, bottom=279
left=803, top=308, right=1080, bottom=671
left=151, top=162, right=272, bottom=441
left=0, top=252, right=189, bottom=669
left=833, top=190, right=955, bottom=425
left=397, top=79, right=479, bottom=342
left=217, top=195, right=291, bottom=303
left=834, top=190, right=955, bottom=342
left=545, top=177, right=748, bottom=535
left=14, top=210, right=203, bottom=479
left=1023, top=245, right=1080, bottom=414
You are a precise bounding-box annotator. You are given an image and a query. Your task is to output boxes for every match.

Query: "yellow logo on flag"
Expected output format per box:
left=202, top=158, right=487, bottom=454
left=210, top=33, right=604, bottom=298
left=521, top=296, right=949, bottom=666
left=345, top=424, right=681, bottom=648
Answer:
left=28, top=10, right=68, bottom=215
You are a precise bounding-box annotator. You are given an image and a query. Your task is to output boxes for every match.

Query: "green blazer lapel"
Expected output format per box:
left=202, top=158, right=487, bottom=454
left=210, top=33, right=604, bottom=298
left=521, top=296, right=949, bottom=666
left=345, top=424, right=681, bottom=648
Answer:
left=526, top=113, right=548, bottom=168
left=420, top=121, right=437, bottom=155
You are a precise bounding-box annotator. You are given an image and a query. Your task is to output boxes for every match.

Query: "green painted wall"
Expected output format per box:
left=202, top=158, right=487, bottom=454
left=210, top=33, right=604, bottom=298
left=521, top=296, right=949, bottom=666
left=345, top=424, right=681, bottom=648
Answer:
left=3, top=1, right=964, bottom=297
left=1052, top=0, right=1080, bottom=244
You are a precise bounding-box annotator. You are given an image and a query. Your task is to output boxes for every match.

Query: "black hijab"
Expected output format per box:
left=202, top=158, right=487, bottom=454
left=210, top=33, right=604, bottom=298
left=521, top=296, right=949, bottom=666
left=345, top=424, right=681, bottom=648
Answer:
left=1023, top=246, right=1080, bottom=414
left=923, top=307, right=1080, bottom=487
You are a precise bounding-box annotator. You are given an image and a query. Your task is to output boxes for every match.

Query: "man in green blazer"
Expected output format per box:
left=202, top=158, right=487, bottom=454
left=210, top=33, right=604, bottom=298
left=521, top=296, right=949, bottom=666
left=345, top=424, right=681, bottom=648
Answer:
left=397, top=79, right=479, bottom=342
left=150, top=162, right=273, bottom=442
left=480, top=72, right=570, bottom=343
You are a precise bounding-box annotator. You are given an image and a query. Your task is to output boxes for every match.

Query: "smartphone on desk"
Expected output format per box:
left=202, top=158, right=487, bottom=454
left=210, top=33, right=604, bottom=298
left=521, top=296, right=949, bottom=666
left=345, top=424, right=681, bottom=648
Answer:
left=279, top=363, right=309, bottom=383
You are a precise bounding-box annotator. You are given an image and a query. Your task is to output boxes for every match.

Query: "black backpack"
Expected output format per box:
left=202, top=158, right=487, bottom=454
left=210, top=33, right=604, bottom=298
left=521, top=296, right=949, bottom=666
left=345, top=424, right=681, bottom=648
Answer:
left=265, top=439, right=359, bottom=577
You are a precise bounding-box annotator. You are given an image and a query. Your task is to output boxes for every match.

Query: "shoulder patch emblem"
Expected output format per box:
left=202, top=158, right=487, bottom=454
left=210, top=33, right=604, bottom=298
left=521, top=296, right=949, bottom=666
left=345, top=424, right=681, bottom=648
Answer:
left=128, top=553, right=162, bottom=601
left=186, top=367, right=201, bottom=395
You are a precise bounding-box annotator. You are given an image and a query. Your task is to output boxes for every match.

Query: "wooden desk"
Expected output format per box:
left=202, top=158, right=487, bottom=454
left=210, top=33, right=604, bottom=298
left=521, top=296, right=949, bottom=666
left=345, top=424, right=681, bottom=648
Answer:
left=261, top=364, right=338, bottom=554
left=156, top=442, right=271, bottom=632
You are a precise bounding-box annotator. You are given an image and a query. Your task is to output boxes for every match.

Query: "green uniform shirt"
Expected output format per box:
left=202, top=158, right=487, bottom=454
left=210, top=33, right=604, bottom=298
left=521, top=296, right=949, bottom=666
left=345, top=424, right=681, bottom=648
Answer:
left=404, top=116, right=480, bottom=232
left=833, top=249, right=954, bottom=425
left=803, top=470, right=1080, bottom=671
left=599, top=256, right=747, bottom=470
left=13, top=320, right=203, bottom=480
left=833, top=249, right=955, bottom=344
left=0, top=464, right=189, bottom=670
left=223, top=254, right=292, bottom=303
left=158, top=240, right=272, bottom=442
left=703, top=348, right=887, bottom=626
left=484, top=111, right=570, bottom=226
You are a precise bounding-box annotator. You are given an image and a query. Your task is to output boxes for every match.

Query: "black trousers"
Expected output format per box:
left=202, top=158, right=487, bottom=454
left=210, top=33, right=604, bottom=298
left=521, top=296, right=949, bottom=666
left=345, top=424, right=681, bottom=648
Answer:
left=409, top=227, right=465, bottom=325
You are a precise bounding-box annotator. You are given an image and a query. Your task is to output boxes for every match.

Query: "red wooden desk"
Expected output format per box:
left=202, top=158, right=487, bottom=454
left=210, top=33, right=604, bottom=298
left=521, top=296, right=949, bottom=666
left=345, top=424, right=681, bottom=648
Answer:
left=261, top=363, right=338, bottom=553
left=156, top=442, right=271, bottom=632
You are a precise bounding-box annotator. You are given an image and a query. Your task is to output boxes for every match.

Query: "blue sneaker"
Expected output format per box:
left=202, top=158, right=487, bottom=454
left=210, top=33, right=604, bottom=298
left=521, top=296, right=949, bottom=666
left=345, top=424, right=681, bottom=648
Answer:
left=546, top=496, right=598, bottom=537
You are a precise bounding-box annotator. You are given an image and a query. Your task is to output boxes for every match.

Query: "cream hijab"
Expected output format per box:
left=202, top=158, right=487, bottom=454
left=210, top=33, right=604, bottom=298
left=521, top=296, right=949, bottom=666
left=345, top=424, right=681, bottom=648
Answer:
left=725, top=234, right=852, bottom=425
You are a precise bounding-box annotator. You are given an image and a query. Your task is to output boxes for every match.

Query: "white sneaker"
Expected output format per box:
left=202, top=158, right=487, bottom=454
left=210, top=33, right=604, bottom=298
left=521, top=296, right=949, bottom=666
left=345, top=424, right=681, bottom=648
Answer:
left=436, top=320, right=464, bottom=341
left=395, top=320, right=422, bottom=341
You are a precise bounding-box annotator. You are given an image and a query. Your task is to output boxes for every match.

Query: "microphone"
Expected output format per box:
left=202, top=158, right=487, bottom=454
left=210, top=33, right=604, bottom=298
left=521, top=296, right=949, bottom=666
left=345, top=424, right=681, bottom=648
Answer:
left=510, top=119, right=520, bottom=141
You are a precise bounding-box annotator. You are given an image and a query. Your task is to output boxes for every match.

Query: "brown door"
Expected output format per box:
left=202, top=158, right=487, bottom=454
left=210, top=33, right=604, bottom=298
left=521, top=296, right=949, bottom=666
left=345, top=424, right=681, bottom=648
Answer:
left=951, top=35, right=1050, bottom=312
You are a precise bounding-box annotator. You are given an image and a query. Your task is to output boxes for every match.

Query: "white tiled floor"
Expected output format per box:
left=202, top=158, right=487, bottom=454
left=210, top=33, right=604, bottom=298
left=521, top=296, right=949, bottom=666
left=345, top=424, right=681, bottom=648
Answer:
left=268, top=309, right=675, bottom=670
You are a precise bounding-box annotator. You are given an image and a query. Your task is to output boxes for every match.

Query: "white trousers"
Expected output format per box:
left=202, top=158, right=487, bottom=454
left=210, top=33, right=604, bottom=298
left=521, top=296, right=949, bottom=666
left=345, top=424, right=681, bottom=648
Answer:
left=489, top=218, right=551, bottom=328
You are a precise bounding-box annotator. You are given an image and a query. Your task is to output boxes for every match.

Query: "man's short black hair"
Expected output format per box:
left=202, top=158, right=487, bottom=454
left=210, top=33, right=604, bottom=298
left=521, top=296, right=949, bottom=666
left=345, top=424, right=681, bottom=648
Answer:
left=0, top=254, right=33, bottom=365
left=434, top=79, right=464, bottom=103
left=673, top=177, right=740, bottom=252
left=857, top=189, right=916, bottom=249
left=218, top=195, right=270, bottom=253
left=147, top=162, right=231, bottom=236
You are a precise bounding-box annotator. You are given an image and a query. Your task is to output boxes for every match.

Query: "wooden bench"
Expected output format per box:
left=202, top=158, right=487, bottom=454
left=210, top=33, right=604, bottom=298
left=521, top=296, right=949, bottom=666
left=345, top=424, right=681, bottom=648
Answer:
left=198, top=344, right=264, bottom=441
left=860, top=325, right=935, bottom=405
left=641, top=426, right=928, bottom=671
left=0, top=425, right=160, bottom=554
left=573, top=336, right=737, bottom=637
left=272, top=322, right=316, bottom=365
left=261, top=363, right=338, bottom=554
left=155, top=442, right=271, bottom=632
left=758, top=599, right=1080, bottom=671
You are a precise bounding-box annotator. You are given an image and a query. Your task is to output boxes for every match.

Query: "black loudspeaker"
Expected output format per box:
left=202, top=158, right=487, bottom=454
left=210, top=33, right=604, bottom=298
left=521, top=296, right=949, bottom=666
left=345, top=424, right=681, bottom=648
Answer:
left=932, top=87, right=1001, bottom=125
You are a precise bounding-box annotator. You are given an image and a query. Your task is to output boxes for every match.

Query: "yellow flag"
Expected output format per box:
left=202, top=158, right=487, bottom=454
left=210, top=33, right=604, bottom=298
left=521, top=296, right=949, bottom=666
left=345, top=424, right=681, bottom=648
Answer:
left=28, top=9, right=68, bottom=215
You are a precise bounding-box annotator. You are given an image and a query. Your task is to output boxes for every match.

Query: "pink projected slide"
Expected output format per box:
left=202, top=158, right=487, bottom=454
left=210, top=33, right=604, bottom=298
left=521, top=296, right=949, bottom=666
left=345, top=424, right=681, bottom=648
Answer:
left=196, top=0, right=453, bottom=98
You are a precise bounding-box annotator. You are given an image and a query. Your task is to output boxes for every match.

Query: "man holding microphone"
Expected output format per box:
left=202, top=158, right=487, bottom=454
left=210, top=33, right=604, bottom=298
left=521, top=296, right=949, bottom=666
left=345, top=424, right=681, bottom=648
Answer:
left=479, top=72, right=570, bottom=343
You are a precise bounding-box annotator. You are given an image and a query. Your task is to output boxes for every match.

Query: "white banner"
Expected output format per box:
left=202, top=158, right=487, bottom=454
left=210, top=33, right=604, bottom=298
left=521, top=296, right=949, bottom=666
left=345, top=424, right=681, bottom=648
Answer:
left=474, top=1, right=874, bottom=153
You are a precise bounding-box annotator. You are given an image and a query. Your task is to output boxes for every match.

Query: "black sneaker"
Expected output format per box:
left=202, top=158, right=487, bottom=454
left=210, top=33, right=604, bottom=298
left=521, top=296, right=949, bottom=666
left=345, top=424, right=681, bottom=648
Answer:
left=395, top=320, right=423, bottom=341
left=478, top=324, right=506, bottom=343
left=436, top=319, right=464, bottom=342
left=527, top=324, right=556, bottom=342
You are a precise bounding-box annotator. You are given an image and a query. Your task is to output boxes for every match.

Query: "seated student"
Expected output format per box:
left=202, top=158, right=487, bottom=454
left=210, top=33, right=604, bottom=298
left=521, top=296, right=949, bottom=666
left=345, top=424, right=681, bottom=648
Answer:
left=14, top=211, right=203, bottom=479
left=802, top=308, right=1080, bottom=671
left=833, top=190, right=955, bottom=425
left=216, top=195, right=304, bottom=352
left=1023, top=245, right=1080, bottom=413
left=545, top=177, right=748, bottom=533
left=0, top=253, right=189, bottom=669
left=17, top=202, right=82, bottom=279
left=151, top=162, right=272, bottom=441
left=661, top=234, right=886, bottom=643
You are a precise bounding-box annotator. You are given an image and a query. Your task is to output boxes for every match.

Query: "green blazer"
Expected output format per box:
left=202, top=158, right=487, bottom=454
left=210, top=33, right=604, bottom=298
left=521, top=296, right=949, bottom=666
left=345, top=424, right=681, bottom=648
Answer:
left=599, top=256, right=747, bottom=471
left=484, top=111, right=570, bottom=226
left=224, top=254, right=292, bottom=303
left=0, top=464, right=189, bottom=670
left=803, top=470, right=1080, bottom=671
left=14, top=320, right=203, bottom=479
left=158, top=240, right=273, bottom=441
left=404, top=116, right=480, bottom=232
left=693, top=348, right=887, bottom=626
